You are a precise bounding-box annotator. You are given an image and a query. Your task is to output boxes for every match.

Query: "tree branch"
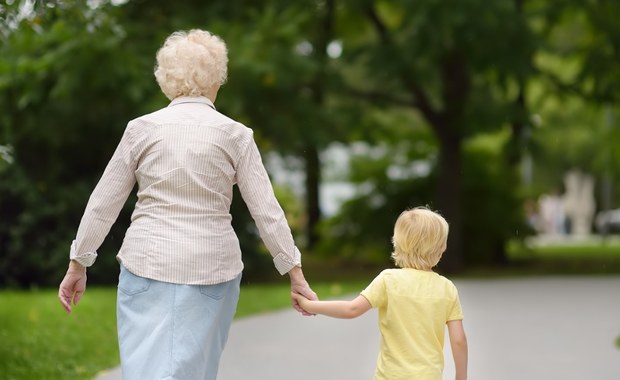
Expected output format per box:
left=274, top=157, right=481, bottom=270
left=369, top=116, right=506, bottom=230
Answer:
left=364, top=2, right=390, bottom=43
left=344, top=87, right=417, bottom=108
left=363, top=1, right=443, bottom=127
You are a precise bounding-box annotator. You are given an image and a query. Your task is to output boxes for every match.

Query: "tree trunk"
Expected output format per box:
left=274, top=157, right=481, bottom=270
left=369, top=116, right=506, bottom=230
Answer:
left=304, top=145, right=321, bottom=249
left=303, top=0, right=333, bottom=250
left=436, top=132, right=464, bottom=273
left=434, top=51, right=468, bottom=273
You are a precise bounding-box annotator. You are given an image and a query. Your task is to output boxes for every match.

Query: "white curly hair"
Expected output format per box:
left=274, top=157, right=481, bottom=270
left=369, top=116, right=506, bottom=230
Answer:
left=154, top=29, right=228, bottom=100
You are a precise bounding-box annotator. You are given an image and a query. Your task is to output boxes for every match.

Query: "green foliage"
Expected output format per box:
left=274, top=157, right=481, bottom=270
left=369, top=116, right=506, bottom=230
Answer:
left=0, top=144, right=13, bottom=172
left=316, top=128, right=526, bottom=268
left=222, top=5, right=324, bottom=139
left=0, top=0, right=158, bottom=286
left=462, top=131, right=528, bottom=265
left=525, top=0, right=620, bottom=203
left=2, top=0, right=620, bottom=287
left=531, top=0, right=620, bottom=104
left=229, top=184, right=306, bottom=282
left=325, top=0, right=539, bottom=271
left=315, top=109, right=438, bottom=264
left=528, top=97, right=617, bottom=189
left=337, top=0, right=535, bottom=129
left=0, top=1, right=291, bottom=286
left=317, top=174, right=434, bottom=264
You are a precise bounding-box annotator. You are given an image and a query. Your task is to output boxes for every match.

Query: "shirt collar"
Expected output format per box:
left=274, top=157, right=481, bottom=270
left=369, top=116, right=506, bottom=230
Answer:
left=168, top=96, right=216, bottom=110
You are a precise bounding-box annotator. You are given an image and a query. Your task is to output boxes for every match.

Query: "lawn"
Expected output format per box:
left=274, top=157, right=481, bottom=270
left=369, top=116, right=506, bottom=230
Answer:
left=0, top=280, right=369, bottom=380
left=505, top=237, right=620, bottom=274
left=0, top=288, right=118, bottom=380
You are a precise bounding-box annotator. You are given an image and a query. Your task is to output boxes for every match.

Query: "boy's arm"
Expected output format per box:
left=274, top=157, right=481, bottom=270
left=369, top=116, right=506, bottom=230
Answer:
left=293, top=294, right=372, bottom=319
left=447, top=320, right=468, bottom=380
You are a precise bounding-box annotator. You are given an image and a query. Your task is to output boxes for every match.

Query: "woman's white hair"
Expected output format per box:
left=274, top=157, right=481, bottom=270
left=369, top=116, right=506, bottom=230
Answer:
left=154, top=29, right=228, bottom=100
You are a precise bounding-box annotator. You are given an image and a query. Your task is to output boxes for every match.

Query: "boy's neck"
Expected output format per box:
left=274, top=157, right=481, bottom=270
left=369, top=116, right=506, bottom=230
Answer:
left=407, top=266, right=434, bottom=272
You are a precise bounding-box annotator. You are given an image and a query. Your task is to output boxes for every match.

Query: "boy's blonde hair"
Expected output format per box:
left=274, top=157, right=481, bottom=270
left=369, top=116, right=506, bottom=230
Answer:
left=391, top=207, right=449, bottom=270
left=154, top=29, right=228, bottom=100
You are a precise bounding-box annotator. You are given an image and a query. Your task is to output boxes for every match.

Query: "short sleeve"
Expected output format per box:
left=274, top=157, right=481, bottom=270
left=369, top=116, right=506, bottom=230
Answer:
left=447, top=286, right=464, bottom=321
left=360, top=270, right=389, bottom=308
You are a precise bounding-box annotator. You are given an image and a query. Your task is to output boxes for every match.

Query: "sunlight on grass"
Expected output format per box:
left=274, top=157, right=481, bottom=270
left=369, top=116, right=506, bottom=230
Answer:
left=1, top=280, right=369, bottom=379
left=0, top=288, right=118, bottom=380
left=503, top=237, right=620, bottom=275
left=508, top=237, right=620, bottom=259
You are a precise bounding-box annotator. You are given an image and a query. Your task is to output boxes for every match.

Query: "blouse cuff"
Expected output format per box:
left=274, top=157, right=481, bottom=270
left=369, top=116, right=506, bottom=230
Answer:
left=273, top=247, right=302, bottom=275
left=69, top=240, right=98, bottom=267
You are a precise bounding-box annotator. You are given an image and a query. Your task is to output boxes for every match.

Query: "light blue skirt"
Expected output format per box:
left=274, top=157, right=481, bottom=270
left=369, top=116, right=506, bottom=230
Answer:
left=116, top=265, right=241, bottom=380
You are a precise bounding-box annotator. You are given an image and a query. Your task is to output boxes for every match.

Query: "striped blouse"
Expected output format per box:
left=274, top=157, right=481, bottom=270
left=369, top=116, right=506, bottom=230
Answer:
left=70, top=96, right=301, bottom=285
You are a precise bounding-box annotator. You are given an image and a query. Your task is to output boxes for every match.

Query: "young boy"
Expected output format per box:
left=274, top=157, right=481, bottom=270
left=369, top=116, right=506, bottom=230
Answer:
left=293, top=207, right=468, bottom=380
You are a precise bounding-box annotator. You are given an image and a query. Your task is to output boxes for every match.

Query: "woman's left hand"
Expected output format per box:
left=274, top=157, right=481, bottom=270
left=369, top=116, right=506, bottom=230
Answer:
left=58, top=261, right=87, bottom=314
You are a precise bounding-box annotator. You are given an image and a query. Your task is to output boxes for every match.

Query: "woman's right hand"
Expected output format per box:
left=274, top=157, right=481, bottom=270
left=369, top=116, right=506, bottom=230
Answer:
left=288, top=266, right=318, bottom=316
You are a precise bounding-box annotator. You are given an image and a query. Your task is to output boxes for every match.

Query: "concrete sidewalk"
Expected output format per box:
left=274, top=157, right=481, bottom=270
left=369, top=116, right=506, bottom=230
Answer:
left=95, top=276, right=620, bottom=380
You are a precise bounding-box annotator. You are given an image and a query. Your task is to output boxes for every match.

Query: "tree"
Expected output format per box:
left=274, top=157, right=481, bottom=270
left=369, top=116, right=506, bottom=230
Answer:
left=327, top=0, right=535, bottom=270
left=523, top=0, right=620, bottom=215
left=0, top=0, right=343, bottom=285
left=220, top=1, right=349, bottom=250
left=117, top=0, right=351, bottom=251
left=0, top=0, right=152, bottom=286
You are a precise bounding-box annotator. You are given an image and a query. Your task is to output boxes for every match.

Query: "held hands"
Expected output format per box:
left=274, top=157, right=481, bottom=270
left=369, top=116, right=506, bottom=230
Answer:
left=291, top=292, right=311, bottom=310
left=58, top=261, right=87, bottom=314
left=288, top=266, right=318, bottom=316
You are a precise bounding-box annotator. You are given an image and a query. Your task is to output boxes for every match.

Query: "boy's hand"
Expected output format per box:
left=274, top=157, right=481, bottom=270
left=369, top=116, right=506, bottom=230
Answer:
left=291, top=292, right=312, bottom=313
left=291, top=292, right=309, bottom=303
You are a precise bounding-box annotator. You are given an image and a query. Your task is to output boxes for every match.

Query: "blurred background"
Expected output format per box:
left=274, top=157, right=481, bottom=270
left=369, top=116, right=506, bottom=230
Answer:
left=1, top=0, right=620, bottom=288
left=2, top=1, right=620, bottom=379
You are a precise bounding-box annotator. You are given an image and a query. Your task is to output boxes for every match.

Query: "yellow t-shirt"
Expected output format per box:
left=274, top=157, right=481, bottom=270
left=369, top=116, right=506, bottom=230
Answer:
left=360, top=268, right=463, bottom=380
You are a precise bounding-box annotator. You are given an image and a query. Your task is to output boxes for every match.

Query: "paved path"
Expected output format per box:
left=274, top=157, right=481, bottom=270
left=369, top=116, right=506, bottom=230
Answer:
left=94, top=276, right=620, bottom=380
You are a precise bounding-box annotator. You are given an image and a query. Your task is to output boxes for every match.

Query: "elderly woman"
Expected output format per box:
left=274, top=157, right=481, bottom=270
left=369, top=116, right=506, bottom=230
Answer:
left=58, top=29, right=317, bottom=380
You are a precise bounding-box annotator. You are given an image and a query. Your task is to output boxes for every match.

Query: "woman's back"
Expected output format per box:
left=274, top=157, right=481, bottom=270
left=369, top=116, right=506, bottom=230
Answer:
left=119, top=97, right=251, bottom=284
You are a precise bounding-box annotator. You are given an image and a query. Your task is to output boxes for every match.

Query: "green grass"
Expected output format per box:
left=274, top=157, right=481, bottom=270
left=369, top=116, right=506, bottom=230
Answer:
left=0, top=280, right=369, bottom=380
left=510, top=241, right=620, bottom=259
left=501, top=238, right=620, bottom=275
left=0, top=288, right=118, bottom=380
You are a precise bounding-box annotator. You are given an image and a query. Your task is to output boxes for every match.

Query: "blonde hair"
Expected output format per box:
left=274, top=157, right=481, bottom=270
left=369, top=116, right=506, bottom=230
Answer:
left=391, top=207, right=449, bottom=270
left=154, top=29, right=228, bottom=100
